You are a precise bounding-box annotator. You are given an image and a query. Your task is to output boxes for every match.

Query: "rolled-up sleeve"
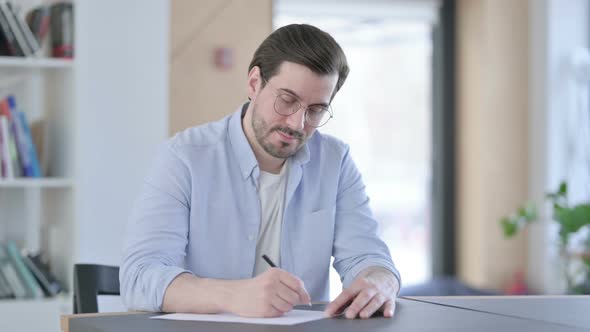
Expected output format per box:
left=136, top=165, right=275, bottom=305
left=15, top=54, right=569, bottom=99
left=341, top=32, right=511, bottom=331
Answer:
left=120, top=142, right=193, bottom=311
left=332, top=145, right=402, bottom=290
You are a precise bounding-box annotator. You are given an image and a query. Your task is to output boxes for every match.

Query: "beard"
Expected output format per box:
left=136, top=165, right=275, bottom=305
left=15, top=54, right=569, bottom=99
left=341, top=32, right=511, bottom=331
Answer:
left=251, top=102, right=308, bottom=159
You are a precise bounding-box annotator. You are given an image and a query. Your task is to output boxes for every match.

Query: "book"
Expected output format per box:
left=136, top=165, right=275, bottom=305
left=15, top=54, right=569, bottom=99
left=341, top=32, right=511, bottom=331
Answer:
left=5, top=2, right=40, bottom=56
left=6, top=95, right=34, bottom=177
left=0, top=1, right=21, bottom=56
left=0, top=26, right=8, bottom=55
left=26, top=5, right=50, bottom=44
left=5, top=242, right=44, bottom=298
left=0, top=3, right=19, bottom=55
left=0, top=244, right=27, bottom=298
left=0, top=1, right=30, bottom=56
left=0, top=266, right=14, bottom=298
left=0, top=115, right=14, bottom=178
left=22, top=252, right=62, bottom=296
left=0, top=99, right=21, bottom=177
left=0, top=116, right=5, bottom=177
left=0, top=96, right=42, bottom=178
left=17, top=110, right=42, bottom=177
left=50, top=2, right=73, bottom=58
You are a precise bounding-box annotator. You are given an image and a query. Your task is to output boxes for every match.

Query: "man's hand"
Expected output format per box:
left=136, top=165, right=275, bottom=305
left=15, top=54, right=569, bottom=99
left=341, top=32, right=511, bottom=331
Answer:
left=228, top=268, right=311, bottom=318
left=324, top=267, right=399, bottom=319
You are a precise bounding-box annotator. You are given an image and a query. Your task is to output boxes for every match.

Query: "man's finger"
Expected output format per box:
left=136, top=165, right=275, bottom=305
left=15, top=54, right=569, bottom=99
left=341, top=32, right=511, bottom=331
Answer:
left=260, top=304, right=284, bottom=318
left=270, top=293, right=294, bottom=313
left=359, top=294, right=385, bottom=319
left=278, top=271, right=311, bottom=304
left=344, top=289, right=376, bottom=319
left=382, top=300, right=396, bottom=318
left=277, top=283, right=302, bottom=306
left=279, top=271, right=311, bottom=304
left=325, top=288, right=358, bottom=316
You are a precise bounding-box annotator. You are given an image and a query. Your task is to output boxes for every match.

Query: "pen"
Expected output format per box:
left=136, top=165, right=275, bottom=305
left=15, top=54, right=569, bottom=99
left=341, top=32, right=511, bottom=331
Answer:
left=262, top=254, right=312, bottom=308
left=262, top=254, right=276, bottom=268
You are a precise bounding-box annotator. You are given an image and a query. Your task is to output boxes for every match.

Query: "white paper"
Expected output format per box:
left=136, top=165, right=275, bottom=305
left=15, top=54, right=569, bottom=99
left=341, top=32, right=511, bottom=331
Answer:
left=151, top=309, right=326, bottom=325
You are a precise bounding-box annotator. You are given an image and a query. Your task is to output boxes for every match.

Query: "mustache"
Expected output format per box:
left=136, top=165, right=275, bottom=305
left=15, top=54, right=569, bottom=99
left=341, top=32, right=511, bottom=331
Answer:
left=272, top=126, right=305, bottom=139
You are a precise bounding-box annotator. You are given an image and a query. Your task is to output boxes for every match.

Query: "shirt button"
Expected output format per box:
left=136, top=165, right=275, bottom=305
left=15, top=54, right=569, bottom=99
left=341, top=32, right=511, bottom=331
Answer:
left=248, top=234, right=255, bottom=241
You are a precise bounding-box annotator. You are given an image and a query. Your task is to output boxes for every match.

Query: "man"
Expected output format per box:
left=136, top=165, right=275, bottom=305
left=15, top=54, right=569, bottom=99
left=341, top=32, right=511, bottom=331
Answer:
left=120, top=24, right=401, bottom=319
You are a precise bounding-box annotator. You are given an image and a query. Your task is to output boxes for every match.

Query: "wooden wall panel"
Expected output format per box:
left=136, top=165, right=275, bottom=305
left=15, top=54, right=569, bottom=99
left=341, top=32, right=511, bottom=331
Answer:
left=170, top=0, right=273, bottom=134
left=456, top=0, right=530, bottom=291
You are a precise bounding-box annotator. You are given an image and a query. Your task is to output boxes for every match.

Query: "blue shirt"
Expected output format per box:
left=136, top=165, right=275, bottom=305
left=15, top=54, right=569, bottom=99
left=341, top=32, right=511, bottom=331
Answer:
left=120, top=104, right=401, bottom=311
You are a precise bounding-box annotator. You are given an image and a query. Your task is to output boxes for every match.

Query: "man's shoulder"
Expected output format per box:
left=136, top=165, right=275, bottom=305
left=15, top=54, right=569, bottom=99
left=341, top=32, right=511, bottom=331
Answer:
left=168, top=114, right=232, bottom=152
left=310, top=130, right=350, bottom=157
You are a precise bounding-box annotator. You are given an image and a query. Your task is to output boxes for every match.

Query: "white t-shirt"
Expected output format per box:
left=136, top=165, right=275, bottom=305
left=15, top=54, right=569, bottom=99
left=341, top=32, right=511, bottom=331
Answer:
left=252, top=161, right=289, bottom=277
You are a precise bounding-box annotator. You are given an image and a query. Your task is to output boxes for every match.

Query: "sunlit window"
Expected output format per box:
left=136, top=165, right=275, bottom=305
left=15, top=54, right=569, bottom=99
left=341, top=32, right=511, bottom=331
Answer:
left=276, top=5, right=434, bottom=298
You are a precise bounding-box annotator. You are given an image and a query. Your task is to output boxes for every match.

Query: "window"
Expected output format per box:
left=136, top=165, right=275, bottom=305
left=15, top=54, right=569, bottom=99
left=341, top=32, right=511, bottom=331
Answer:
left=275, top=0, right=438, bottom=297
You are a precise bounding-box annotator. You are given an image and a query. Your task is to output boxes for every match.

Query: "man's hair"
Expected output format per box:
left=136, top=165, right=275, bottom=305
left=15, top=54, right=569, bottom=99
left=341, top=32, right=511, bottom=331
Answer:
left=248, top=24, right=349, bottom=99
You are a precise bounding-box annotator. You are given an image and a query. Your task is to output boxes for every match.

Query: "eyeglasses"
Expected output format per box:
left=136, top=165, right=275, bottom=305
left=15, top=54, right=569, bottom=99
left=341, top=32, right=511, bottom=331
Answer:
left=264, top=80, right=333, bottom=127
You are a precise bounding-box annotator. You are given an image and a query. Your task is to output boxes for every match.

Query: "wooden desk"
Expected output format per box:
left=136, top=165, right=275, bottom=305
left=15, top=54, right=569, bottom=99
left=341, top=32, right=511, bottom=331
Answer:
left=61, top=297, right=589, bottom=332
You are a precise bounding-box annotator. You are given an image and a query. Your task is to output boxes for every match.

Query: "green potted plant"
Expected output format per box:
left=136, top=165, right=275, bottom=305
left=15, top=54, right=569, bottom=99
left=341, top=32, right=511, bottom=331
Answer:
left=501, top=181, right=590, bottom=294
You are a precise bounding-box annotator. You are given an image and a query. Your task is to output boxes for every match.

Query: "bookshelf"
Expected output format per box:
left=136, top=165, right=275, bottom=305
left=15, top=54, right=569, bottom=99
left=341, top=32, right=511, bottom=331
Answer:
left=1, top=0, right=169, bottom=331
left=0, top=0, right=76, bottom=329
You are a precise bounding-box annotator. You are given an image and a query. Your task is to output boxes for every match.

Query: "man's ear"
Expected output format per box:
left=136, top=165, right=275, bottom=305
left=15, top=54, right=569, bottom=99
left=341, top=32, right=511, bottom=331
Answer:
left=247, top=66, right=262, bottom=100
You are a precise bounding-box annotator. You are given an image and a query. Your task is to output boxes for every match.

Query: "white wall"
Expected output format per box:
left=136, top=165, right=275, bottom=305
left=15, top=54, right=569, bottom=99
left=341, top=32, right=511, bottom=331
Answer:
left=528, top=0, right=589, bottom=294
left=74, top=0, right=170, bottom=265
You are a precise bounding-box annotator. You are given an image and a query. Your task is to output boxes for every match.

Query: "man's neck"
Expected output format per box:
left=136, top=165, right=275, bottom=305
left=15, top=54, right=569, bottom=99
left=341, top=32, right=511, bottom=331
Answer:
left=258, top=156, right=286, bottom=174
left=242, top=107, right=286, bottom=174
left=249, top=137, right=285, bottom=174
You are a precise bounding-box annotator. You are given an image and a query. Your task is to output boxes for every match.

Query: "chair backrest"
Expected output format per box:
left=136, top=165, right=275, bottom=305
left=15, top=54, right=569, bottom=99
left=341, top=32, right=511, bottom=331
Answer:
left=73, top=264, right=120, bottom=313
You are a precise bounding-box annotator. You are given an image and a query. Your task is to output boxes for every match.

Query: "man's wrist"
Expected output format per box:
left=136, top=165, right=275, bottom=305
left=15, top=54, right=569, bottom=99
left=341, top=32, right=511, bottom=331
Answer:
left=208, top=278, right=241, bottom=313
left=359, top=266, right=400, bottom=295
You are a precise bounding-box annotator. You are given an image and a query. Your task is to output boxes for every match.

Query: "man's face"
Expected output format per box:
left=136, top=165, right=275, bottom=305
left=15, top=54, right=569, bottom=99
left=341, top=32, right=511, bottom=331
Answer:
left=249, top=62, right=338, bottom=159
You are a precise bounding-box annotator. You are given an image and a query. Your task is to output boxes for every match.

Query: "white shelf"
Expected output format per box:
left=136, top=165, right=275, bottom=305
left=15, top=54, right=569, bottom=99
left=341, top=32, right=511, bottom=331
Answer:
left=0, top=178, right=74, bottom=188
left=0, top=56, right=74, bottom=69
left=0, top=294, right=71, bottom=306
left=0, top=296, right=72, bottom=331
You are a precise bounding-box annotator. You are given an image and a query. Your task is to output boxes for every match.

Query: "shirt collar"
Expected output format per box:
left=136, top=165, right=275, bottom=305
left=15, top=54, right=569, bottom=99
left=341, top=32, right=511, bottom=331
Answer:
left=228, top=103, right=258, bottom=180
left=228, top=103, right=311, bottom=181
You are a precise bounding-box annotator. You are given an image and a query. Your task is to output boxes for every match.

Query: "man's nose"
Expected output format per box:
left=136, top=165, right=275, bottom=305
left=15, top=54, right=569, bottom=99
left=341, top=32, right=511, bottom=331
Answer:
left=285, top=107, right=306, bottom=131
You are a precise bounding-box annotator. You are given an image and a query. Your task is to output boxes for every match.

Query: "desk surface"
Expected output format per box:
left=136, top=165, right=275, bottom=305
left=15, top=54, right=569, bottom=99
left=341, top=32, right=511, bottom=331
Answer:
left=405, top=295, right=590, bottom=329
left=65, top=297, right=589, bottom=332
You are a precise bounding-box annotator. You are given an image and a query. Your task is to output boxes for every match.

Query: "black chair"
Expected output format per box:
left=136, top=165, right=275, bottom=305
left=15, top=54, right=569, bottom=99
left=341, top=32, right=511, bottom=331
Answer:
left=73, top=264, right=120, bottom=313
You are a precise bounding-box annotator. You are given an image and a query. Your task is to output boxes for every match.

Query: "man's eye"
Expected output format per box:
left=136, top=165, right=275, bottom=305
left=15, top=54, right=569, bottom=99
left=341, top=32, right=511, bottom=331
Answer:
left=279, top=94, right=297, bottom=104
left=308, top=106, right=327, bottom=114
